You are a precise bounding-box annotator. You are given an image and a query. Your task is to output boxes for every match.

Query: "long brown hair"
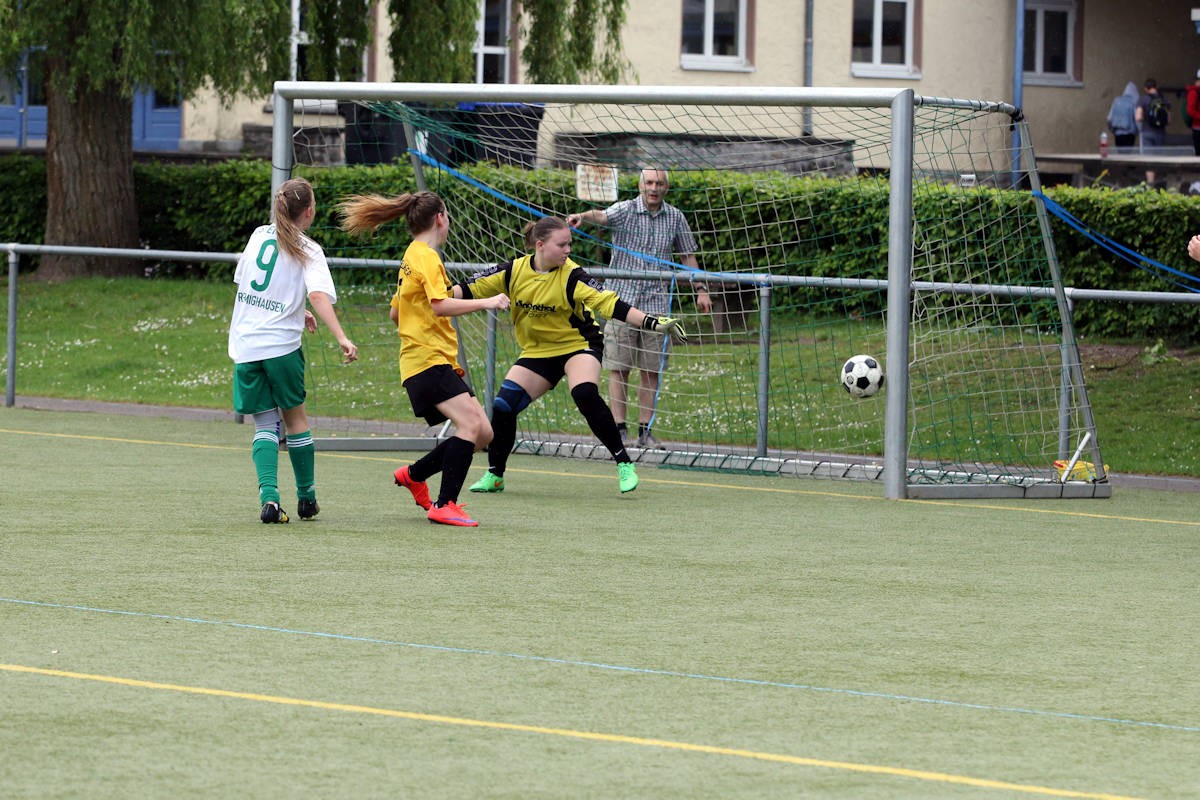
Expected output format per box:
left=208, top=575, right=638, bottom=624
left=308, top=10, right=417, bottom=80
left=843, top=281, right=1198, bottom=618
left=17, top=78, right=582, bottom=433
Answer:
left=337, top=191, right=445, bottom=236
left=273, top=178, right=315, bottom=264
left=523, top=216, right=570, bottom=250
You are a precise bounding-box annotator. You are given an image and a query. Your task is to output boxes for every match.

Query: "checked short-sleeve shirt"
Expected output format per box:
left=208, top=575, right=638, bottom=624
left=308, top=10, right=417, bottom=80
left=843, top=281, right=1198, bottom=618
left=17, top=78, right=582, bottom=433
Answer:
left=601, top=196, right=697, bottom=316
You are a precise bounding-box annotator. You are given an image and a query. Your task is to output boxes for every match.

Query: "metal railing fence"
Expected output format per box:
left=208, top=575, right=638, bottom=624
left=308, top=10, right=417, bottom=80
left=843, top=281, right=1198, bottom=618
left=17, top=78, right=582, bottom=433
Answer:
left=6, top=241, right=1200, bottom=469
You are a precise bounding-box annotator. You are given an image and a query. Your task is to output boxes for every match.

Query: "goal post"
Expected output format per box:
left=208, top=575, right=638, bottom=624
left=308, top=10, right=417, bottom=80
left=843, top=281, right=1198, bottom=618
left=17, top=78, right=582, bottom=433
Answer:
left=270, top=80, right=1108, bottom=500
left=884, top=88, right=914, bottom=500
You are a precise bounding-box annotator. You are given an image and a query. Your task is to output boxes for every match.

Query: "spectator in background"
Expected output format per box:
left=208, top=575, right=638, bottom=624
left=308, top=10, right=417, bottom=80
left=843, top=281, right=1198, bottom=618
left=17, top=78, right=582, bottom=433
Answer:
left=1135, top=78, right=1169, bottom=184
left=1187, top=234, right=1200, bottom=263
left=567, top=168, right=711, bottom=449
left=1187, top=70, right=1200, bottom=156
left=1106, top=81, right=1139, bottom=149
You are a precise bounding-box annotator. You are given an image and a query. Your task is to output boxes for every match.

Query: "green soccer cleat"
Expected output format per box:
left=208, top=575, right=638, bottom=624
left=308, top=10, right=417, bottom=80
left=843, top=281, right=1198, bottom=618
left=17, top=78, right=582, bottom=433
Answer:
left=617, top=461, right=639, bottom=493
left=469, top=470, right=505, bottom=493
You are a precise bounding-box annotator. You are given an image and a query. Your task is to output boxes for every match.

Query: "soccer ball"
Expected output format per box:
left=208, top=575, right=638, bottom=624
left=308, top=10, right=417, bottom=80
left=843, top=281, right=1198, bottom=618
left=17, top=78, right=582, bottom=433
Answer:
left=841, top=354, right=884, bottom=398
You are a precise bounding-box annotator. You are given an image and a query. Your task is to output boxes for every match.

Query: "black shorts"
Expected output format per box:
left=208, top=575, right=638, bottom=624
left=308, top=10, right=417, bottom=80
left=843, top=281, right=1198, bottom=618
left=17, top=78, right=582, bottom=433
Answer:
left=403, top=363, right=475, bottom=425
left=515, top=349, right=601, bottom=389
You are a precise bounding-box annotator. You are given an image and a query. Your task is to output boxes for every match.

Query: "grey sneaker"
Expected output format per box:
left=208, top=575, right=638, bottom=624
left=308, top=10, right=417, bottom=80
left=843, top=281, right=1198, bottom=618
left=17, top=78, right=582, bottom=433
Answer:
left=637, top=431, right=664, bottom=449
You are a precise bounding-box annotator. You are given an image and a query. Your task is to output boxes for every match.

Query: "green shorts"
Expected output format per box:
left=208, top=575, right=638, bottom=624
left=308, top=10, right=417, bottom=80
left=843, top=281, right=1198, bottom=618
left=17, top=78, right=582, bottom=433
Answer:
left=233, top=347, right=306, bottom=415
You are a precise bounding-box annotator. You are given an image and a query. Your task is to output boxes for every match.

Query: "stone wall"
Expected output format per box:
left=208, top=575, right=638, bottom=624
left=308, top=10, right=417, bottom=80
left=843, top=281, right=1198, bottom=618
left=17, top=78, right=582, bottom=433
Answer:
left=552, top=132, right=855, bottom=177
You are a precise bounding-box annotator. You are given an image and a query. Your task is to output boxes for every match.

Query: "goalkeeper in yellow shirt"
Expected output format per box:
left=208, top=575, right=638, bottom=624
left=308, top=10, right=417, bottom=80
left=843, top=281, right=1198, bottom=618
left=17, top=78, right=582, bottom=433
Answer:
left=458, top=216, right=687, bottom=494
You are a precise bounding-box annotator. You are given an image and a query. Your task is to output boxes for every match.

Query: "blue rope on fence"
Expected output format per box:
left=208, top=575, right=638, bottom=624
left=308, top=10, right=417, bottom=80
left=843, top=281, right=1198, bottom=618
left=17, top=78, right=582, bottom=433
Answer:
left=1033, top=190, right=1200, bottom=294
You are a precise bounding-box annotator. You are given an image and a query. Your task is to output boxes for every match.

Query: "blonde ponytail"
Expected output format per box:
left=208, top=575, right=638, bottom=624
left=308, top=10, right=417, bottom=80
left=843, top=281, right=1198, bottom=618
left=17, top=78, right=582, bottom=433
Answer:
left=273, top=178, right=315, bottom=265
left=337, top=191, right=445, bottom=236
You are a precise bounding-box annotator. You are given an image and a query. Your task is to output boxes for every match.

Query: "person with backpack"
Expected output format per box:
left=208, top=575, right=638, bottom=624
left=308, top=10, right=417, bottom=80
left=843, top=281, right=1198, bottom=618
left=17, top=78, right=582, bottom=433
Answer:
left=1135, top=78, right=1170, bottom=184
left=1187, top=70, right=1200, bottom=156
left=1106, top=81, right=1139, bottom=149
left=1136, top=79, right=1170, bottom=145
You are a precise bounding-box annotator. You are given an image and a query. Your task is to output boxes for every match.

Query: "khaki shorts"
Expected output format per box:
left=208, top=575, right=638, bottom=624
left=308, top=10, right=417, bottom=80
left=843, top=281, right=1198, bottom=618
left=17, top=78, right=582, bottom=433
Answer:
left=602, top=320, right=670, bottom=373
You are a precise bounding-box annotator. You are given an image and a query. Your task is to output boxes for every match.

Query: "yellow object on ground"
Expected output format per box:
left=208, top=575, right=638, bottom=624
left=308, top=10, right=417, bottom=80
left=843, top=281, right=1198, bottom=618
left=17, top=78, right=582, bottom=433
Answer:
left=1053, top=460, right=1110, bottom=482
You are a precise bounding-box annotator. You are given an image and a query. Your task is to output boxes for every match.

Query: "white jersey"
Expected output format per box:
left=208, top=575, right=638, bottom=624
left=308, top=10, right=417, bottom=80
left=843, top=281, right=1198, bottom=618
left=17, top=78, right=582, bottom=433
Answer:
left=228, top=224, right=338, bottom=363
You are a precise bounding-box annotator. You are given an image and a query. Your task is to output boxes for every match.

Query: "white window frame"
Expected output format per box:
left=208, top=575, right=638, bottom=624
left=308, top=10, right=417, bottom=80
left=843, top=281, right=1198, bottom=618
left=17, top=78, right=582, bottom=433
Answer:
left=474, top=0, right=511, bottom=84
left=1023, top=0, right=1080, bottom=87
left=850, top=0, right=921, bottom=80
left=290, top=0, right=309, bottom=81
left=680, top=0, right=753, bottom=73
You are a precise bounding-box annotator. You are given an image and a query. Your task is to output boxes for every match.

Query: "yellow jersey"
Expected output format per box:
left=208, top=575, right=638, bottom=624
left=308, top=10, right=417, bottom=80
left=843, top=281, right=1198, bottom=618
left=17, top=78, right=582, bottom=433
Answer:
left=391, top=240, right=463, bottom=382
left=460, top=255, right=623, bottom=359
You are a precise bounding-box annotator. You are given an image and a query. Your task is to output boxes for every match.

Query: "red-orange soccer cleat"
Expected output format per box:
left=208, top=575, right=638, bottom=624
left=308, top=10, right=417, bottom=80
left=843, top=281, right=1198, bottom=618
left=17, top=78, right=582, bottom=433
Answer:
left=394, top=466, right=433, bottom=510
left=426, top=501, right=478, bottom=527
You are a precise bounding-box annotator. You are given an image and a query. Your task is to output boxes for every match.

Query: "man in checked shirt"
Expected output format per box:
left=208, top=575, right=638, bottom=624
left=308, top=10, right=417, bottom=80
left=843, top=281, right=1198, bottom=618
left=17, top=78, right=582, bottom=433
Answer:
left=567, top=168, right=712, bottom=449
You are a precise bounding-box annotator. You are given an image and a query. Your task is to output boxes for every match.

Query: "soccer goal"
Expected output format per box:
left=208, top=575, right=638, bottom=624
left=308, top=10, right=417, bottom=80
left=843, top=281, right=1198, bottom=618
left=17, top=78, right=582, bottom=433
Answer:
left=271, top=81, right=1107, bottom=500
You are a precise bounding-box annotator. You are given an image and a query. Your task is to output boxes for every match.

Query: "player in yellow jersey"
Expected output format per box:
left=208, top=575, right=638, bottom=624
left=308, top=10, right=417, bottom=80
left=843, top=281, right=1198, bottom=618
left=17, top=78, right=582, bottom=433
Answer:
left=338, top=191, right=509, bottom=527
left=457, top=216, right=687, bottom=494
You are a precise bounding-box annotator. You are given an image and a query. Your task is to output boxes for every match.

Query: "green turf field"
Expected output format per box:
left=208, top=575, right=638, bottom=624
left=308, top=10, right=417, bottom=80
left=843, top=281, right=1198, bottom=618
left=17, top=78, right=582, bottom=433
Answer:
left=1, top=407, right=1197, bottom=799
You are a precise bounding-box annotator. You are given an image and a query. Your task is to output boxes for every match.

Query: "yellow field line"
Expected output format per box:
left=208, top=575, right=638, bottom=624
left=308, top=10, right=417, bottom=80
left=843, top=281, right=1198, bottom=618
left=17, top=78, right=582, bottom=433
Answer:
left=1, top=663, right=1145, bottom=800
left=2, top=426, right=1196, bottom=527
left=0, top=427, right=241, bottom=451
left=484, top=466, right=1200, bottom=527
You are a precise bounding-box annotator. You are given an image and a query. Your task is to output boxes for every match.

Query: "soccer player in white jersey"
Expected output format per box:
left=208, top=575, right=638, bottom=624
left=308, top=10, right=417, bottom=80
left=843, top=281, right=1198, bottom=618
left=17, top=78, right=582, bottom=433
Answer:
left=228, top=177, right=357, bottom=524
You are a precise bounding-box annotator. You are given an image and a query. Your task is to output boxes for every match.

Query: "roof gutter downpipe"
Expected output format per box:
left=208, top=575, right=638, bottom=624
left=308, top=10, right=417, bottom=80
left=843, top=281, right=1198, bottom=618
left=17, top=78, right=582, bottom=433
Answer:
left=1012, top=0, right=1026, bottom=186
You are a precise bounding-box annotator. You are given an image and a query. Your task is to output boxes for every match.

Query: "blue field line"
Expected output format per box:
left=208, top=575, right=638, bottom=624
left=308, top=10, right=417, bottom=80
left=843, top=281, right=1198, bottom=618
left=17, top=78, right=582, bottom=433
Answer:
left=5, top=596, right=1196, bottom=734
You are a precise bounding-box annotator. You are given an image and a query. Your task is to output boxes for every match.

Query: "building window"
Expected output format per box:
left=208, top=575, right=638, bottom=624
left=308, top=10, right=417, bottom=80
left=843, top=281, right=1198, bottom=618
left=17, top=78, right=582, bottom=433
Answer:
left=851, top=0, right=921, bottom=79
left=291, top=0, right=309, bottom=80
left=681, top=0, right=753, bottom=72
left=474, top=0, right=510, bottom=83
left=1023, top=0, right=1080, bottom=85
left=291, top=0, right=366, bottom=81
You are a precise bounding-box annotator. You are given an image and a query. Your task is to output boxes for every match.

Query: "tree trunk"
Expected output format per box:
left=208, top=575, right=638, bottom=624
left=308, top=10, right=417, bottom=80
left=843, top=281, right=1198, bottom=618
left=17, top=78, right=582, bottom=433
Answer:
left=36, top=66, right=140, bottom=282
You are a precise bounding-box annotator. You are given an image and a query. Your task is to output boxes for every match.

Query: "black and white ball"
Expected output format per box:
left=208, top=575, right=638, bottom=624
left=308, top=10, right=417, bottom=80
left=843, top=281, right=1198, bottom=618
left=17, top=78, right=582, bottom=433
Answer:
left=841, top=354, right=884, bottom=398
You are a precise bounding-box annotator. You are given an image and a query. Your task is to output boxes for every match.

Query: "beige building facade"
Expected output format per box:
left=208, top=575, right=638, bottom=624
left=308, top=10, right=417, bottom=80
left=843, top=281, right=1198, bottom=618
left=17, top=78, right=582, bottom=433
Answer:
left=177, top=1, right=1200, bottom=158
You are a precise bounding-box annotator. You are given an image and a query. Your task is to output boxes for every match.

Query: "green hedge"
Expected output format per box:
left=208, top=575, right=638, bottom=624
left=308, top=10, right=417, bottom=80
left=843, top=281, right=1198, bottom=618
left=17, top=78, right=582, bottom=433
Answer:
left=1, top=154, right=1197, bottom=340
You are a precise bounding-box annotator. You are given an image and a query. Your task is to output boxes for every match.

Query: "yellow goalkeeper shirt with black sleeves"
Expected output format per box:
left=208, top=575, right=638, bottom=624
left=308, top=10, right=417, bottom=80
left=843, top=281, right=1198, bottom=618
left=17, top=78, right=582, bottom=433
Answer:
left=459, top=255, right=624, bottom=359
left=393, top=240, right=463, bottom=382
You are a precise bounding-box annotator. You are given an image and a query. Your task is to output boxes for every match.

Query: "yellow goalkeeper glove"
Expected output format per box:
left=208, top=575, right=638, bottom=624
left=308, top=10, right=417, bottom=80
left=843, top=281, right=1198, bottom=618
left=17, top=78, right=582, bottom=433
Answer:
left=641, top=314, right=689, bottom=344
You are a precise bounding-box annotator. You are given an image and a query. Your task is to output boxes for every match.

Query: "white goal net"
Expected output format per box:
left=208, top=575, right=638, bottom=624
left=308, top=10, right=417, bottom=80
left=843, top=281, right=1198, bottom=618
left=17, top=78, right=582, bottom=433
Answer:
left=275, top=83, right=1106, bottom=500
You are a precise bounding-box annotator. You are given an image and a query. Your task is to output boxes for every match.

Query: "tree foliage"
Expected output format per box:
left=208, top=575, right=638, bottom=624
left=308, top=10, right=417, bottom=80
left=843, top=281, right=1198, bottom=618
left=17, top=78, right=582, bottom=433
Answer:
left=0, top=0, right=628, bottom=280
left=0, top=0, right=291, bottom=279
left=387, top=0, right=477, bottom=83
left=384, top=0, right=628, bottom=85
left=0, top=0, right=290, bottom=103
left=520, top=0, right=628, bottom=84
left=304, top=0, right=371, bottom=81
